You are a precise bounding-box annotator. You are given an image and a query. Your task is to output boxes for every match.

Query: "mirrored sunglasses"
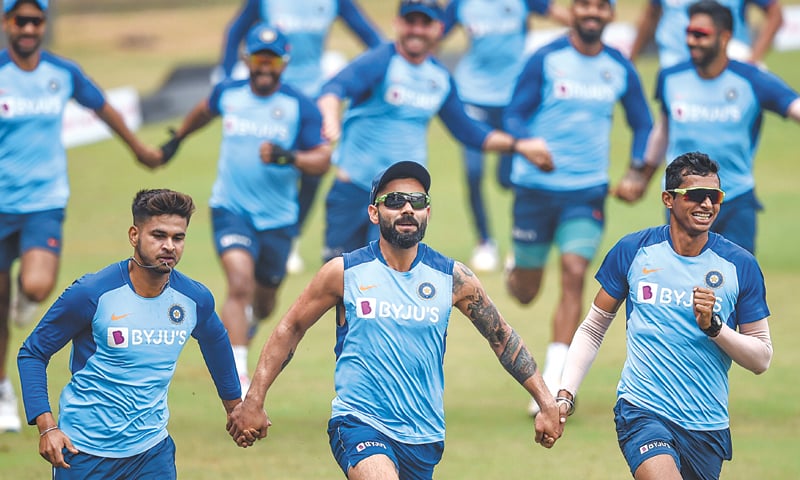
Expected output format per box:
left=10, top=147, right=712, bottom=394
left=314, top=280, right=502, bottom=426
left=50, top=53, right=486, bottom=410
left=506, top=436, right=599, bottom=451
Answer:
left=374, top=192, right=431, bottom=210
left=248, top=53, right=285, bottom=69
left=668, top=187, right=725, bottom=204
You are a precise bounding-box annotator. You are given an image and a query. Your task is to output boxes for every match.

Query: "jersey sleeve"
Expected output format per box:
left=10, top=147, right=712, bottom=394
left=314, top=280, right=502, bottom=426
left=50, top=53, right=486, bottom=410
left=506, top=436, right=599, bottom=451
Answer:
left=220, top=0, right=260, bottom=77
left=17, top=279, right=97, bottom=424
left=504, top=52, right=546, bottom=138
left=207, top=81, right=232, bottom=116
left=526, top=0, right=552, bottom=16
left=618, top=57, right=654, bottom=164
left=442, top=1, right=459, bottom=35
left=51, top=55, right=105, bottom=111
left=190, top=287, right=241, bottom=401
left=319, top=44, right=392, bottom=103
left=732, top=253, right=770, bottom=325
left=338, top=0, right=383, bottom=48
left=295, top=92, right=326, bottom=150
left=748, top=68, right=800, bottom=117
left=595, top=234, right=640, bottom=301
left=437, top=76, right=492, bottom=149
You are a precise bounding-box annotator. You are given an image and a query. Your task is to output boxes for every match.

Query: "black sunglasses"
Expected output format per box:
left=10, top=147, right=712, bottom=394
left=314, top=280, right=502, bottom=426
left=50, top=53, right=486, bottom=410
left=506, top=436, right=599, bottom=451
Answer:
left=668, top=187, right=726, bottom=205
left=13, top=15, right=45, bottom=27
left=374, top=192, right=431, bottom=210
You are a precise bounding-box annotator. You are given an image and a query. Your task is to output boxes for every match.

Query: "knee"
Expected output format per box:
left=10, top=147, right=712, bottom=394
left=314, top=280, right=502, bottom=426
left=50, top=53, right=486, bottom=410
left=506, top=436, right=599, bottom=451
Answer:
left=506, top=270, right=541, bottom=305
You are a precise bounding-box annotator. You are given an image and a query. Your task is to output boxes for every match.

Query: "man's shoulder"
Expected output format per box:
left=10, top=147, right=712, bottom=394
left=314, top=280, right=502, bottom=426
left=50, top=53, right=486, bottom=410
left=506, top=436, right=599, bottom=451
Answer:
left=169, top=269, right=215, bottom=300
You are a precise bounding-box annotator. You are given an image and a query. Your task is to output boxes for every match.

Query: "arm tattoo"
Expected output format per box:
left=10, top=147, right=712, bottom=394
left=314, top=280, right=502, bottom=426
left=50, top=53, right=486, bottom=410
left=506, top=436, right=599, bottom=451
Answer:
left=454, top=263, right=537, bottom=384
left=280, top=349, right=295, bottom=371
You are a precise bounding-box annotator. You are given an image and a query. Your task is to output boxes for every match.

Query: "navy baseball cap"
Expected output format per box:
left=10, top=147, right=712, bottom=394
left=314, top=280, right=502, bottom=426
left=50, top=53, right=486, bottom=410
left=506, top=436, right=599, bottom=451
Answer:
left=399, top=0, right=443, bottom=22
left=245, top=24, right=290, bottom=60
left=370, top=161, right=432, bottom=205
left=4, top=0, right=48, bottom=13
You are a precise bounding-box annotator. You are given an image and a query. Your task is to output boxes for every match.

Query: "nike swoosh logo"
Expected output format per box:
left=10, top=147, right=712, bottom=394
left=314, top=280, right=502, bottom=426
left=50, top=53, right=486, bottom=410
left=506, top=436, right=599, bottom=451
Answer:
left=358, top=285, right=378, bottom=291
left=111, top=313, right=130, bottom=321
left=642, top=268, right=662, bottom=275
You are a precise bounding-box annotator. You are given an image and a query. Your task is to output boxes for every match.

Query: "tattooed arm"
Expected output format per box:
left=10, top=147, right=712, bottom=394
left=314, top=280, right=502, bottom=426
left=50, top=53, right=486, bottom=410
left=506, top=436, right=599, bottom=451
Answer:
left=227, top=257, right=345, bottom=446
left=452, top=262, right=563, bottom=447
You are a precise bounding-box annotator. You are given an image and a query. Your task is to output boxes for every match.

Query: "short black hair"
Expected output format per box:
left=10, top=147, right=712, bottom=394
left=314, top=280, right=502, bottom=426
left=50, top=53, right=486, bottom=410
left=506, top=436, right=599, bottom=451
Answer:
left=665, top=152, right=720, bottom=191
left=688, top=0, right=734, bottom=33
left=131, top=189, right=196, bottom=226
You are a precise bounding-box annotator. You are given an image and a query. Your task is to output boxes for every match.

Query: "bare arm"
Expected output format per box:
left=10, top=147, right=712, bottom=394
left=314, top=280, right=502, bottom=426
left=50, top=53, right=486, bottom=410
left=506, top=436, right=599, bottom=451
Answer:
left=629, top=3, right=661, bottom=61
left=94, top=102, right=161, bottom=168
left=258, top=143, right=332, bottom=175
left=317, top=93, right=344, bottom=142
left=749, top=2, right=783, bottom=65
left=614, top=113, right=668, bottom=202
left=546, top=4, right=572, bottom=27
left=174, top=100, right=216, bottom=142
left=227, top=258, right=345, bottom=445
left=482, top=131, right=554, bottom=172
left=787, top=98, right=800, bottom=122
left=451, top=262, right=562, bottom=447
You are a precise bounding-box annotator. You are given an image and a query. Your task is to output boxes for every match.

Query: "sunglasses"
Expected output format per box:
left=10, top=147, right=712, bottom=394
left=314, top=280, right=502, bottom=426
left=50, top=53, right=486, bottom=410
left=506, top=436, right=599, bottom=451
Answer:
left=686, top=26, right=713, bottom=39
left=248, top=53, right=285, bottom=69
left=374, top=192, right=431, bottom=210
left=668, top=187, right=726, bottom=204
left=12, top=15, right=45, bottom=27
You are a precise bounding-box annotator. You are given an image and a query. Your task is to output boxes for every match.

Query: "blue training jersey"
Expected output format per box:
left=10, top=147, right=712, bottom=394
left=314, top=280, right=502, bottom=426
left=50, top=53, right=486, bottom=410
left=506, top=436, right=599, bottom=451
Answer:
left=17, top=260, right=240, bottom=458
left=321, top=43, right=492, bottom=192
left=651, top=0, right=774, bottom=68
left=0, top=50, right=105, bottom=213
left=332, top=241, right=454, bottom=444
left=220, top=0, right=382, bottom=97
left=505, top=36, right=653, bottom=191
left=443, top=0, right=551, bottom=106
left=207, top=80, right=325, bottom=230
left=596, top=225, right=769, bottom=430
left=656, top=60, right=798, bottom=201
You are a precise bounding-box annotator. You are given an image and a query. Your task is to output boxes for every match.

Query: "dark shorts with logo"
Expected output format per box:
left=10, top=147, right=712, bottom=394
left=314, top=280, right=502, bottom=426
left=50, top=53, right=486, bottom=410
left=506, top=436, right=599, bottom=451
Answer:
left=0, top=209, right=65, bottom=270
left=614, top=398, right=731, bottom=480
left=327, top=415, right=443, bottom=480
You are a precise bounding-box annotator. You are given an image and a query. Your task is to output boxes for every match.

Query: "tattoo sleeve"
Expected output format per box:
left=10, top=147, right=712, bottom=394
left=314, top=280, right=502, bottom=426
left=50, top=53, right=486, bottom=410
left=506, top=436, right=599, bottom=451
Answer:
left=453, top=263, right=537, bottom=384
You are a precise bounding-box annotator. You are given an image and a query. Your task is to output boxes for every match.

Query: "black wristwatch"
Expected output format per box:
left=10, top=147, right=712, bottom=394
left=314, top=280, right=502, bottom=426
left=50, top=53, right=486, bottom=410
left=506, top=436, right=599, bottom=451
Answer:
left=702, top=313, right=723, bottom=338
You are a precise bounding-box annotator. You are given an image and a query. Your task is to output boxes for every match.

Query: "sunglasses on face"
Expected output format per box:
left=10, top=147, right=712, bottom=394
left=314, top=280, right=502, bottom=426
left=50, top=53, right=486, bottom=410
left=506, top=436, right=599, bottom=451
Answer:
left=12, top=15, right=45, bottom=27
left=668, top=187, right=726, bottom=204
left=248, top=53, right=285, bottom=69
left=686, top=26, right=713, bottom=39
left=374, top=192, right=431, bottom=210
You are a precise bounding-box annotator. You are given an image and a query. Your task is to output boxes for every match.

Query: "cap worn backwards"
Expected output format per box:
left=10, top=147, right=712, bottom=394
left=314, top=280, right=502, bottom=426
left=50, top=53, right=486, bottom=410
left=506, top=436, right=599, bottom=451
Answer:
left=3, top=0, right=48, bottom=13
left=245, top=24, right=291, bottom=60
left=398, top=0, right=443, bottom=22
left=369, top=161, right=432, bottom=205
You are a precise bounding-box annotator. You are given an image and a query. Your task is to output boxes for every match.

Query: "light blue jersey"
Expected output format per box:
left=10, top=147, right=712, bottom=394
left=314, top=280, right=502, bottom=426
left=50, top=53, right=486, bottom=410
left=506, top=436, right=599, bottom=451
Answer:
left=505, top=37, right=653, bottom=191
left=0, top=50, right=105, bottom=213
left=656, top=61, right=798, bottom=201
left=321, top=43, right=492, bottom=192
left=652, top=0, right=774, bottom=68
left=207, top=81, right=325, bottom=230
left=443, top=0, right=550, bottom=106
left=221, top=0, right=382, bottom=97
left=332, top=242, right=454, bottom=444
left=17, top=260, right=240, bottom=458
left=597, top=225, right=769, bottom=430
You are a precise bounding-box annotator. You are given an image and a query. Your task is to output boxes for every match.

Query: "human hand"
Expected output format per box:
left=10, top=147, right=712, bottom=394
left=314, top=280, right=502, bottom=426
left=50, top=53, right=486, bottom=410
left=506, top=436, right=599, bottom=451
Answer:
left=39, top=427, right=79, bottom=469
left=692, top=287, right=716, bottom=330
left=226, top=399, right=271, bottom=448
left=259, top=142, right=296, bottom=165
left=534, top=400, right=563, bottom=449
left=515, top=138, right=554, bottom=172
left=321, top=114, right=341, bottom=143
left=135, top=143, right=165, bottom=169
left=612, top=168, right=647, bottom=203
left=158, top=128, right=182, bottom=166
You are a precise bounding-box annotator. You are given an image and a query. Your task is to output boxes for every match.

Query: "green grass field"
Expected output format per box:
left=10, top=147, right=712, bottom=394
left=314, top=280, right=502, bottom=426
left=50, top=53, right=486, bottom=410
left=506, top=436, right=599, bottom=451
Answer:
left=2, top=1, right=800, bottom=478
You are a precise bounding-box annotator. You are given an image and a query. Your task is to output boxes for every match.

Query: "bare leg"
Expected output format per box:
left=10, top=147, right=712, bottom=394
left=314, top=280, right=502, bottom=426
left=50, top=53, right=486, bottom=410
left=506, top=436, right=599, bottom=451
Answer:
left=348, top=454, right=399, bottom=480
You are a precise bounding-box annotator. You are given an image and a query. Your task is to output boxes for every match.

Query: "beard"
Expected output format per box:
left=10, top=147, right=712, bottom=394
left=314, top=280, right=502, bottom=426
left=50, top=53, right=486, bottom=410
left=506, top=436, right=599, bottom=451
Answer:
left=133, top=243, right=174, bottom=274
left=690, top=41, right=721, bottom=69
left=574, top=20, right=604, bottom=45
left=379, top=212, right=427, bottom=249
left=10, top=35, right=42, bottom=59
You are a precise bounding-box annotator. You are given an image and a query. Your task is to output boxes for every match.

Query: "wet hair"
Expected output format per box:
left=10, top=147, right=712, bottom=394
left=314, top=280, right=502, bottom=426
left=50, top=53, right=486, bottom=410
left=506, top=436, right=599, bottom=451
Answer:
left=131, top=189, right=196, bottom=226
left=688, top=0, right=733, bottom=33
left=665, top=152, right=720, bottom=191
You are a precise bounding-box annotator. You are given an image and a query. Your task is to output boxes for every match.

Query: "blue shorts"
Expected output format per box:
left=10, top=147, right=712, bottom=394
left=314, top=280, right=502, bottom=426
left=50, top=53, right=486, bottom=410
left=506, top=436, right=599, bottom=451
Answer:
left=56, top=435, right=176, bottom=480
left=211, top=208, right=292, bottom=287
left=511, top=185, right=606, bottom=267
left=0, top=209, right=65, bottom=271
left=614, top=399, right=731, bottom=480
left=328, top=415, right=444, bottom=480
left=323, top=180, right=378, bottom=261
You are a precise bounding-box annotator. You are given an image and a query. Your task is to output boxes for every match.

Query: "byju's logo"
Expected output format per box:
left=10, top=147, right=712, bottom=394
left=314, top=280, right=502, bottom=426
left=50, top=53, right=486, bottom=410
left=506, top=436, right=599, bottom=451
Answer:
left=356, top=297, right=376, bottom=318
left=108, top=328, right=128, bottom=348
left=637, top=281, right=658, bottom=304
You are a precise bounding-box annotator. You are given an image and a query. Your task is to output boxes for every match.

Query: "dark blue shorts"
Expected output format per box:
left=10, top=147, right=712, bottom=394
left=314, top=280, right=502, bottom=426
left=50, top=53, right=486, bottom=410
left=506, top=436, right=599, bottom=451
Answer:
left=55, top=435, right=176, bottom=480
left=211, top=208, right=292, bottom=287
left=323, top=180, right=378, bottom=261
left=328, top=415, right=444, bottom=480
left=614, top=399, right=731, bottom=480
left=0, top=209, right=65, bottom=271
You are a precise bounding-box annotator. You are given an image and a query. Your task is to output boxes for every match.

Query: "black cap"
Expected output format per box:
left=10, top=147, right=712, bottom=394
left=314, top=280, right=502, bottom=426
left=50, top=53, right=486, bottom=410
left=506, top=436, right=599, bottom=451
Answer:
left=369, top=161, right=431, bottom=205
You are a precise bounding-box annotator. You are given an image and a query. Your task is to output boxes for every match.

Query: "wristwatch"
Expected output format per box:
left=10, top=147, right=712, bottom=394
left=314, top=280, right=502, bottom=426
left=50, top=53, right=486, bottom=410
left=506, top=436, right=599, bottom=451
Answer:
left=702, top=313, right=723, bottom=338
